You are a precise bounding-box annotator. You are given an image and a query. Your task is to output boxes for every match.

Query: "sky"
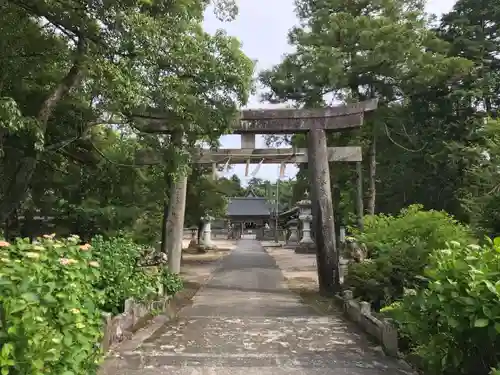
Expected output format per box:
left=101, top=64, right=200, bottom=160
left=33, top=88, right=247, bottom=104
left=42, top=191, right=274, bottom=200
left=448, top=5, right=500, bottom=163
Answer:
left=203, top=0, right=457, bottom=185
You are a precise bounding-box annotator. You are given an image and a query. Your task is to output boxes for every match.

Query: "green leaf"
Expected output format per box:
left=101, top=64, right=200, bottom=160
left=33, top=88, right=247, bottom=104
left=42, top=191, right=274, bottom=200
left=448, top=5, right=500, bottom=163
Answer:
left=493, top=237, right=500, bottom=248
left=21, top=292, right=38, bottom=302
left=43, top=294, right=57, bottom=303
left=63, top=335, right=73, bottom=346
left=474, top=318, right=489, bottom=328
left=1, top=343, right=13, bottom=358
left=448, top=317, right=459, bottom=328
left=32, top=359, right=44, bottom=370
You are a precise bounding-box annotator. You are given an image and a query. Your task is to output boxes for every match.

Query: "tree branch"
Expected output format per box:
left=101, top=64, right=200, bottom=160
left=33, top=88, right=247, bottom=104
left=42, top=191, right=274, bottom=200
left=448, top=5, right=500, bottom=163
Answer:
left=10, top=0, right=101, bottom=45
left=89, top=140, right=162, bottom=167
left=37, top=37, right=87, bottom=127
left=0, top=35, right=88, bottom=223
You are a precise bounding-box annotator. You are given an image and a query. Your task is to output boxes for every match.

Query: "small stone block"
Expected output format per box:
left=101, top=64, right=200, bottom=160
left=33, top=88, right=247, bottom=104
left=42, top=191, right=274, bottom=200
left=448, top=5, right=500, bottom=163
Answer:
left=381, top=319, right=399, bottom=357
left=124, top=298, right=134, bottom=314
left=343, top=290, right=353, bottom=300
left=360, top=301, right=371, bottom=315
left=151, top=301, right=162, bottom=311
left=294, top=243, right=316, bottom=254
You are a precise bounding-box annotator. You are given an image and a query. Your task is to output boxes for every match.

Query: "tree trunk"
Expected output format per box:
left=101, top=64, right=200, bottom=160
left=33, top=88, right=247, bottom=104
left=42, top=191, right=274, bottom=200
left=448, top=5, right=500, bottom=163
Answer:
left=160, top=200, right=169, bottom=253
left=0, top=39, right=86, bottom=223
left=366, top=133, right=377, bottom=215
left=166, top=175, right=188, bottom=274
left=307, top=128, right=340, bottom=296
left=355, top=161, right=364, bottom=230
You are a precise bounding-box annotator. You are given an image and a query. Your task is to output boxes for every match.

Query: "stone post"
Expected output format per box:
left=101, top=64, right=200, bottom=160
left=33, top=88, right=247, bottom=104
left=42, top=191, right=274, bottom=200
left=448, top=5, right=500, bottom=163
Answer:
left=338, top=225, right=348, bottom=283
left=360, top=301, right=371, bottom=316
left=188, top=226, right=198, bottom=248
left=200, top=215, right=215, bottom=249
left=286, top=218, right=299, bottom=247
left=339, top=258, right=349, bottom=284
left=295, top=192, right=316, bottom=254
left=339, top=226, right=346, bottom=244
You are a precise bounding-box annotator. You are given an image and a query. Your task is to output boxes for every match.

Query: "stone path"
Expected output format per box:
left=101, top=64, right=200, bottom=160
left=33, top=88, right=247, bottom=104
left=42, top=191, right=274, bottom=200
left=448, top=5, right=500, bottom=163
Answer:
left=101, top=240, right=413, bottom=375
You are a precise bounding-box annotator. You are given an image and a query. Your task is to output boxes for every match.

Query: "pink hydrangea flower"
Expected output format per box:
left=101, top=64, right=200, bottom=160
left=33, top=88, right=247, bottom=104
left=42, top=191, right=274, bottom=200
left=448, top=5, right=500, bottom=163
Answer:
left=59, top=258, right=77, bottom=265
left=79, top=244, right=91, bottom=251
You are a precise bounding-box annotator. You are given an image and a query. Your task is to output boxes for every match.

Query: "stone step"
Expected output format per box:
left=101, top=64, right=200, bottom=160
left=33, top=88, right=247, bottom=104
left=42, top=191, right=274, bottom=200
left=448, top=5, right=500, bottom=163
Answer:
left=137, top=316, right=362, bottom=356
left=107, top=351, right=411, bottom=373
left=102, top=366, right=410, bottom=375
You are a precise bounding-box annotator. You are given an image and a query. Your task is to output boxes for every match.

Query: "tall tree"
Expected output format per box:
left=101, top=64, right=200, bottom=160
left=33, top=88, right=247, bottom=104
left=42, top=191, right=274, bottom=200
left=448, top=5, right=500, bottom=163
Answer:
left=439, top=0, right=500, bottom=115
left=259, top=0, right=472, bottom=293
left=0, top=0, right=253, bottom=229
left=260, top=0, right=471, bottom=215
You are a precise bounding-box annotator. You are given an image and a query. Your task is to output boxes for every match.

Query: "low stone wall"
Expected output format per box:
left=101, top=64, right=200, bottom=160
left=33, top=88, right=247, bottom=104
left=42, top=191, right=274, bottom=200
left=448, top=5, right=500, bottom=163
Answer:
left=334, top=290, right=398, bottom=357
left=101, top=296, right=173, bottom=352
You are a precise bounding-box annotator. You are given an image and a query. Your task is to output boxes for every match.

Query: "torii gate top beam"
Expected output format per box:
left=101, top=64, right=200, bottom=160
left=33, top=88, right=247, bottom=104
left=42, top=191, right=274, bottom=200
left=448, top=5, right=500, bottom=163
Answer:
left=130, top=99, right=378, bottom=134
left=235, top=99, right=377, bottom=133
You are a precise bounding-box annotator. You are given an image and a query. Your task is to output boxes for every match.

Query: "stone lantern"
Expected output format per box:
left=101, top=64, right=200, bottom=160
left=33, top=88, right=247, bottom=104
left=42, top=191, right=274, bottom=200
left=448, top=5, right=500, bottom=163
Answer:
left=295, top=191, right=316, bottom=254
left=188, top=225, right=198, bottom=248
left=200, top=214, right=215, bottom=249
left=286, top=218, right=300, bottom=247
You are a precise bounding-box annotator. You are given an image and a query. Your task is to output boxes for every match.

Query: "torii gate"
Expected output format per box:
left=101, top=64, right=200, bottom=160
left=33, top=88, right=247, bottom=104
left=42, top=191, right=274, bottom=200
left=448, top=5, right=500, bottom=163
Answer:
left=134, top=99, right=377, bottom=294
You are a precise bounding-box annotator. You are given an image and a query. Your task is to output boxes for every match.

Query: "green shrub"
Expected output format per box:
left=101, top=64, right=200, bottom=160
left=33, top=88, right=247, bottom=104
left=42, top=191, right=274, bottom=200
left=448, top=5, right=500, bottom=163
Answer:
left=352, top=204, right=474, bottom=258
left=160, top=268, right=183, bottom=296
left=90, top=236, right=160, bottom=314
left=0, top=236, right=103, bottom=375
left=346, top=205, right=474, bottom=309
left=382, top=239, right=500, bottom=375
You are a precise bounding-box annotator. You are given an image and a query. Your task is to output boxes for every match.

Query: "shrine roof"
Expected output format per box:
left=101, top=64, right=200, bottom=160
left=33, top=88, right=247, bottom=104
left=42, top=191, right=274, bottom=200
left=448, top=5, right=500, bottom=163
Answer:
left=227, top=197, right=271, bottom=217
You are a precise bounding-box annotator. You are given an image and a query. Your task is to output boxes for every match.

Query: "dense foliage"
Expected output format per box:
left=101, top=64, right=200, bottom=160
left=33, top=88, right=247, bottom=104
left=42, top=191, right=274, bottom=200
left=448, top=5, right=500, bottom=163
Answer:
left=91, top=236, right=177, bottom=314
left=260, top=0, right=500, bottom=239
left=345, top=205, right=474, bottom=310
left=2, top=0, right=500, bottom=373
left=0, top=237, right=103, bottom=375
left=382, top=239, right=500, bottom=375
left=0, top=0, right=253, bottom=246
left=0, top=235, right=183, bottom=375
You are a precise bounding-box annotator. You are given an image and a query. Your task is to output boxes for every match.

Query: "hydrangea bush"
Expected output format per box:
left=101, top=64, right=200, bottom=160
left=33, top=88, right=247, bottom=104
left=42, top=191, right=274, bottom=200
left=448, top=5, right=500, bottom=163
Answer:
left=0, top=234, right=184, bottom=375
left=90, top=236, right=183, bottom=314
left=382, top=239, right=500, bottom=375
left=346, top=205, right=474, bottom=310
left=0, top=235, right=103, bottom=375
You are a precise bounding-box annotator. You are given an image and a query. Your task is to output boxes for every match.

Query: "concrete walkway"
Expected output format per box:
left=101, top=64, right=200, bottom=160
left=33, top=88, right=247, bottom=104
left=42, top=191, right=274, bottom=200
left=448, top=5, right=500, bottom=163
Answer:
left=101, top=240, right=412, bottom=374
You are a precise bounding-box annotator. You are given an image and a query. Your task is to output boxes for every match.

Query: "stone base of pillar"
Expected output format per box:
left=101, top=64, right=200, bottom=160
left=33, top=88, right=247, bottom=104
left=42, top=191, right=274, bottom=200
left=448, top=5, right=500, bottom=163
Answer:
left=283, top=240, right=298, bottom=249
left=198, top=243, right=218, bottom=251
left=194, top=245, right=207, bottom=253
left=294, top=242, right=316, bottom=254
